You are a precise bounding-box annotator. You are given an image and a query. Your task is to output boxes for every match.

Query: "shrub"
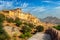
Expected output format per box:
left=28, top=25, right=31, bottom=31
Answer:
left=53, top=25, right=60, bottom=30
left=27, top=23, right=34, bottom=28
left=23, top=22, right=34, bottom=28
left=0, top=14, right=5, bottom=22
left=21, top=25, right=31, bottom=34
left=0, top=23, right=10, bottom=40
left=19, top=32, right=32, bottom=38
left=14, top=17, right=22, bottom=26
left=24, top=32, right=32, bottom=37
left=19, top=34, right=25, bottom=38
left=6, top=17, right=14, bottom=23
left=36, top=25, right=44, bottom=32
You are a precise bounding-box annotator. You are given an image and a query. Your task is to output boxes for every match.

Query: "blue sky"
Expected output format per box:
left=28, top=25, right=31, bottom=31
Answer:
left=0, top=0, right=60, bottom=18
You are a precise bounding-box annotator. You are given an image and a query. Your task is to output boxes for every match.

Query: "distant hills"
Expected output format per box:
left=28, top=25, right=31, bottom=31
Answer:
left=41, top=16, right=60, bottom=24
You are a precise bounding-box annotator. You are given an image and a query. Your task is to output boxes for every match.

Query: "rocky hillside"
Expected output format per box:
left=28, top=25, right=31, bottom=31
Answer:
left=1, top=8, right=42, bottom=26
left=0, top=8, right=55, bottom=40
left=41, top=16, right=60, bottom=24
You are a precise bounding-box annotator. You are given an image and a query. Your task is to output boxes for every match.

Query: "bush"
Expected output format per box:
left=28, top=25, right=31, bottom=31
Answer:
left=53, top=25, right=60, bottom=30
left=36, top=25, right=44, bottom=32
left=0, top=23, right=10, bottom=40
left=14, top=17, right=22, bottom=26
left=23, top=22, right=34, bottom=28
left=21, top=25, right=31, bottom=34
left=19, top=34, right=25, bottom=38
left=6, top=17, right=14, bottom=23
left=19, top=32, right=32, bottom=38
left=0, top=14, right=5, bottom=22
left=24, top=32, right=32, bottom=37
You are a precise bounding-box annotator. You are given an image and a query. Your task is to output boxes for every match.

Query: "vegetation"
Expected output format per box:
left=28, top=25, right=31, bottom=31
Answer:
left=0, top=28, right=10, bottom=40
left=21, top=25, right=31, bottom=34
left=24, top=32, right=32, bottom=37
left=0, top=14, right=10, bottom=40
left=53, top=25, right=60, bottom=30
left=19, top=34, right=25, bottom=38
left=0, top=21, right=10, bottom=40
left=0, top=14, right=5, bottom=22
left=19, top=23, right=33, bottom=38
left=6, top=17, right=14, bottom=23
left=14, top=17, right=22, bottom=27
left=0, top=13, right=45, bottom=40
left=20, top=23, right=44, bottom=38
left=23, top=22, right=34, bottom=28
left=6, top=17, right=22, bottom=27
left=19, top=32, right=32, bottom=38
left=36, top=25, right=44, bottom=32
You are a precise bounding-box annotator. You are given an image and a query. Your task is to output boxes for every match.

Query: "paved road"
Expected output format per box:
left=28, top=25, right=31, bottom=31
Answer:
left=28, top=33, right=51, bottom=40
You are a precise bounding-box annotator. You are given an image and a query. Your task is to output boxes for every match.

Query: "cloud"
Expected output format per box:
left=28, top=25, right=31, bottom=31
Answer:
left=42, top=1, right=52, bottom=3
left=6, top=2, right=13, bottom=7
left=42, top=1, right=60, bottom=5
left=22, top=7, right=35, bottom=12
left=22, top=6, right=47, bottom=13
left=0, top=1, right=13, bottom=10
left=0, top=1, right=29, bottom=10
left=5, top=2, right=13, bottom=9
left=0, top=1, right=5, bottom=10
left=21, top=6, right=47, bottom=18
left=21, top=3, right=28, bottom=8
left=22, top=6, right=60, bottom=18
left=32, top=7, right=46, bottom=13
left=38, top=6, right=60, bottom=18
left=0, top=5, right=4, bottom=10
left=54, top=6, right=60, bottom=9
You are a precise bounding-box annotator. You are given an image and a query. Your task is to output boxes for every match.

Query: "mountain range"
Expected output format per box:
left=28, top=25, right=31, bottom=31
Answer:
left=41, top=16, right=60, bottom=24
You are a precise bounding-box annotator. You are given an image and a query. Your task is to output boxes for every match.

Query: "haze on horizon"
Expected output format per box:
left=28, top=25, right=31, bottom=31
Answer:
left=0, top=0, right=60, bottom=19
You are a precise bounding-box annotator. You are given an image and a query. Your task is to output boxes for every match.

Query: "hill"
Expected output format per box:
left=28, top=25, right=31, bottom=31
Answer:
left=41, top=16, right=60, bottom=24
left=0, top=8, right=55, bottom=40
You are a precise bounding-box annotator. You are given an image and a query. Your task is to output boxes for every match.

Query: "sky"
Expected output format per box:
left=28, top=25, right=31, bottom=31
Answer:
left=0, top=0, right=60, bottom=18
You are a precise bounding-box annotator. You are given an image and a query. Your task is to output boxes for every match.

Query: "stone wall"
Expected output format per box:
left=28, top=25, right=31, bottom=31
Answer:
left=45, top=28, right=60, bottom=40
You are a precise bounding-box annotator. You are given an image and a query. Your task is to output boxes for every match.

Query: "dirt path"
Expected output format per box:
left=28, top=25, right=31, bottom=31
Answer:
left=28, top=33, right=51, bottom=40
